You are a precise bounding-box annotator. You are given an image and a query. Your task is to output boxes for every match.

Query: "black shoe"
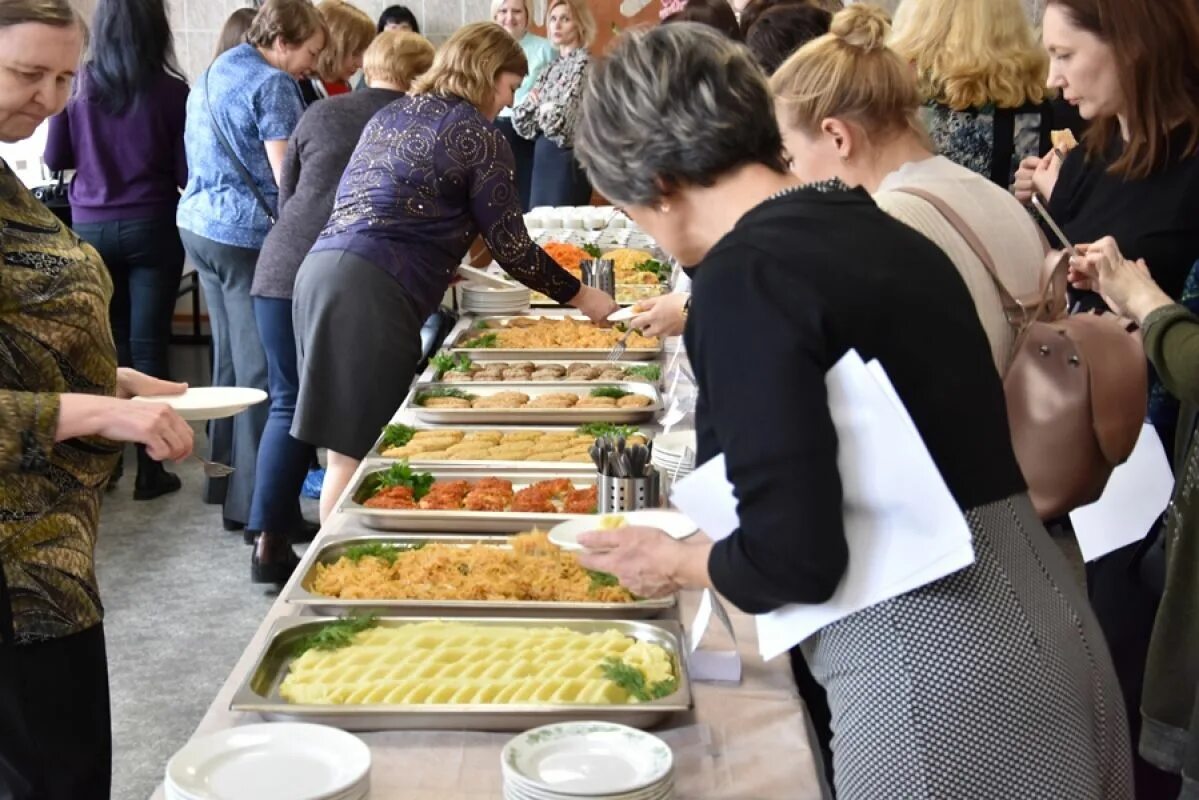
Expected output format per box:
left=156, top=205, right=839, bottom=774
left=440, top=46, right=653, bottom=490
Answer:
left=243, top=528, right=260, bottom=545
left=132, top=462, right=182, bottom=501
left=251, top=533, right=301, bottom=585
left=223, top=518, right=246, bottom=532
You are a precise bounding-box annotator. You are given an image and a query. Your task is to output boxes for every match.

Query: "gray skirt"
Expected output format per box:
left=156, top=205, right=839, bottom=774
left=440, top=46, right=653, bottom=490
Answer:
left=802, top=493, right=1133, bottom=799
left=291, top=248, right=423, bottom=459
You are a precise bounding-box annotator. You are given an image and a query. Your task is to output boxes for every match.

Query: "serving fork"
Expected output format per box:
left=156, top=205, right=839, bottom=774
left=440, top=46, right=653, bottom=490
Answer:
left=606, top=328, right=634, bottom=362
left=191, top=453, right=235, bottom=478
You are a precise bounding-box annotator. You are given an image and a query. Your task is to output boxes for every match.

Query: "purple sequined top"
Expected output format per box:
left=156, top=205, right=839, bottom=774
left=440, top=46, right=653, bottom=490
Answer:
left=311, top=94, right=581, bottom=318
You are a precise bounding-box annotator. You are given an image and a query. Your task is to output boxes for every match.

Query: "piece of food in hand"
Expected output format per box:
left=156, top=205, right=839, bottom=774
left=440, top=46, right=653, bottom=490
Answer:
left=1051, top=129, right=1078, bottom=155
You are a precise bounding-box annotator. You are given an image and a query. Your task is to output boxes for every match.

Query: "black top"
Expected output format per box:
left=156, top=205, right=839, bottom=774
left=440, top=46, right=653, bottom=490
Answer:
left=251, top=88, right=403, bottom=299
left=686, top=184, right=1025, bottom=614
left=1049, top=126, right=1199, bottom=304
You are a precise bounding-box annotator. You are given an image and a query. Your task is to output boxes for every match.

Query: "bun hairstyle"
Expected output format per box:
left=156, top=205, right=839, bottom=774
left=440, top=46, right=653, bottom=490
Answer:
left=770, top=5, right=923, bottom=144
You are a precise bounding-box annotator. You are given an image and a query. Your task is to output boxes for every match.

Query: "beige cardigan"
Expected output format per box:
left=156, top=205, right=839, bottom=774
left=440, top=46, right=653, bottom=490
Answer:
left=875, top=156, right=1046, bottom=373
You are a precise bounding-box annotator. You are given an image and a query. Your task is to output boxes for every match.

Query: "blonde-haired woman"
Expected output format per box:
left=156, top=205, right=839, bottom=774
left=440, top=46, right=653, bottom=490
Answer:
left=513, top=0, right=596, bottom=206
left=300, top=0, right=374, bottom=104
left=291, top=21, right=616, bottom=524
left=492, top=0, right=556, bottom=210
left=773, top=3, right=1045, bottom=373
left=890, top=0, right=1055, bottom=187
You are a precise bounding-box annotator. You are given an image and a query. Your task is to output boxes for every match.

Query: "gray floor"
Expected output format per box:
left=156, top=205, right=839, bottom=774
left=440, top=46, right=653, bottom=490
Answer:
left=94, top=344, right=313, bottom=800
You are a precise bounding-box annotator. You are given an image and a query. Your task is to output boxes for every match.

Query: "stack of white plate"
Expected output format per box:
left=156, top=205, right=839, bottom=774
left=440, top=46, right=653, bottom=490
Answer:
left=652, top=430, right=697, bottom=481
left=165, top=723, right=370, bottom=800
left=501, top=722, right=675, bottom=800
left=460, top=284, right=531, bottom=314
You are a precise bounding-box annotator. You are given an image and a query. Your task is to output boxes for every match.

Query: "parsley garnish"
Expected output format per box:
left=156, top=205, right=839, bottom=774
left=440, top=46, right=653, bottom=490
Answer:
left=380, top=423, right=416, bottom=450
left=623, top=365, right=660, bottom=381
left=599, top=656, right=678, bottom=701
left=590, top=386, right=631, bottom=399
left=341, top=542, right=424, bottom=565
left=292, top=616, right=377, bottom=657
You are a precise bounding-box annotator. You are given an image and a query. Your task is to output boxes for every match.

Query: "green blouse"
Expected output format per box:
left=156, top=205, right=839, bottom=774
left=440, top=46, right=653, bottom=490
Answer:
left=0, top=157, right=119, bottom=644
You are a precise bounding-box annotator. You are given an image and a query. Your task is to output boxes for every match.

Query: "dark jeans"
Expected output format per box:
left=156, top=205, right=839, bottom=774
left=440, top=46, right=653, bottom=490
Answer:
left=74, top=215, right=185, bottom=379
left=179, top=229, right=269, bottom=526
left=495, top=116, right=535, bottom=212
left=530, top=135, right=592, bottom=208
left=249, top=296, right=314, bottom=533
left=0, top=625, right=111, bottom=800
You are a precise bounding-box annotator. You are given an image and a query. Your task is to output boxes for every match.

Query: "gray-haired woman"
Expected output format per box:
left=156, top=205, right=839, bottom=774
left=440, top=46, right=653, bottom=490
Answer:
left=571, top=20, right=1131, bottom=799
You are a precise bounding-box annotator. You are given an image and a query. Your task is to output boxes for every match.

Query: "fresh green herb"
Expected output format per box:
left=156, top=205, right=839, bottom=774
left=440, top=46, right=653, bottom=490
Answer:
left=586, top=569, right=620, bottom=591
left=634, top=259, right=670, bottom=282
left=363, top=461, right=436, bottom=500
left=473, top=319, right=493, bottom=330
left=293, top=616, right=377, bottom=657
left=414, top=387, right=475, bottom=406
left=624, top=364, right=661, bottom=381
left=590, top=386, right=632, bottom=400
left=430, top=351, right=474, bottom=377
left=462, top=332, right=499, bottom=349
left=576, top=423, right=638, bottom=438
left=613, top=322, right=628, bottom=334
left=582, top=243, right=603, bottom=258
left=341, top=542, right=424, bottom=565
left=379, top=423, right=416, bottom=450
left=600, top=656, right=678, bottom=701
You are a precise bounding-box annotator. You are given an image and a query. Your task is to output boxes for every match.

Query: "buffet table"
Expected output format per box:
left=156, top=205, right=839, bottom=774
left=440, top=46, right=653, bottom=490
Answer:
left=151, top=309, right=824, bottom=799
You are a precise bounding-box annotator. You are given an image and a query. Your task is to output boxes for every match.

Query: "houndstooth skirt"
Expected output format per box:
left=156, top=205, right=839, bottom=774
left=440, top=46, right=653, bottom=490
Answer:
left=801, top=493, right=1133, bottom=799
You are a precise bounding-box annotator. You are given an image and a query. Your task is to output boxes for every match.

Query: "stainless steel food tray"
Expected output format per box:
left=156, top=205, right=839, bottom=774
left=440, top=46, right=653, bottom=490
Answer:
left=404, top=381, right=662, bottom=425
left=418, top=359, right=664, bottom=387
left=340, top=463, right=596, bottom=533
left=446, top=316, right=662, bottom=361
left=283, top=533, right=675, bottom=618
left=230, top=616, right=692, bottom=731
left=370, top=424, right=652, bottom=473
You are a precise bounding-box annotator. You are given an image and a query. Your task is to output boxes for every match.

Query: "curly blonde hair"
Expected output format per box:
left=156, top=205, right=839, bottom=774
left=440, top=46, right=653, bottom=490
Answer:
left=410, top=21, right=527, bottom=109
left=889, top=0, right=1048, bottom=110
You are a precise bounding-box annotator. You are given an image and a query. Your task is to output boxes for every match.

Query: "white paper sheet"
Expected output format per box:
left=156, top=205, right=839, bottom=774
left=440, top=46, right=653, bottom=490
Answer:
left=1069, top=423, right=1174, bottom=562
left=686, top=589, right=743, bottom=682
left=670, top=350, right=976, bottom=661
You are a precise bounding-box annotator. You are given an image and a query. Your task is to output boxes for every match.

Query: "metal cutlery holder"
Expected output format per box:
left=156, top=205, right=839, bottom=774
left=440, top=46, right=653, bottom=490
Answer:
left=598, top=471, right=661, bottom=513
left=581, top=259, right=616, bottom=299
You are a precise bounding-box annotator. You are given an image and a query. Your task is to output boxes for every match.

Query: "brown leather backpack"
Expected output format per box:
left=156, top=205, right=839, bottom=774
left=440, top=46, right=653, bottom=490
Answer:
left=896, top=187, right=1147, bottom=519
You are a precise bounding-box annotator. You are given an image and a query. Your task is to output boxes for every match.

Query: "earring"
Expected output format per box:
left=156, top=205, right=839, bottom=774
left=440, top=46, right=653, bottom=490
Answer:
left=658, top=203, right=671, bottom=214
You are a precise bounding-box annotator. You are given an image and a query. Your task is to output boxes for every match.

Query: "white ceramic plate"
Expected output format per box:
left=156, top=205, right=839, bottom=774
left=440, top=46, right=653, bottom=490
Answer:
left=165, top=723, right=370, bottom=800
left=548, top=510, right=697, bottom=552
left=606, top=307, right=638, bottom=323
left=503, top=779, right=673, bottom=800
left=650, top=430, right=696, bottom=456
left=502, top=722, right=673, bottom=796
left=457, top=264, right=519, bottom=288
left=132, top=387, right=267, bottom=422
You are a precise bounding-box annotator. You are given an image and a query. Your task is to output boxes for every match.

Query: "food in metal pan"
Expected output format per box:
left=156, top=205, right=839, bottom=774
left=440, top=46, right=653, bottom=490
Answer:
left=378, top=424, right=648, bottom=462
left=358, top=463, right=597, bottom=513
left=413, top=386, right=653, bottom=410
left=457, top=317, right=658, bottom=350
left=307, top=530, right=634, bottom=602
left=430, top=353, right=660, bottom=384
left=279, top=619, right=678, bottom=706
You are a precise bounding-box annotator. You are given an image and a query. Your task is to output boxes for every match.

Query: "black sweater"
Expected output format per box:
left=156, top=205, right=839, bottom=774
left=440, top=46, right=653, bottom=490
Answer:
left=687, top=185, right=1025, bottom=615
left=1049, top=127, right=1199, bottom=304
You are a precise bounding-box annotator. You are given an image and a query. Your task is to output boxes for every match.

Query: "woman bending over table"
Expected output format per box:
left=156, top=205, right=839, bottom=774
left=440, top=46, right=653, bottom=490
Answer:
left=572, top=17, right=1132, bottom=799
left=291, top=21, right=616, bottom=525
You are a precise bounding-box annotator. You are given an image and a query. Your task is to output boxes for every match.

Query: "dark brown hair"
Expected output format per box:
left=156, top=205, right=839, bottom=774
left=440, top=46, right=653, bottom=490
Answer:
left=746, top=4, right=832, bottom=74
left=662, top=0, right=741, bottom=41
left=738, top=0, right=810, bottom=39
left=247, top=0, right=327, bottom=48
left=1048, top=0, right=1199, bottom=178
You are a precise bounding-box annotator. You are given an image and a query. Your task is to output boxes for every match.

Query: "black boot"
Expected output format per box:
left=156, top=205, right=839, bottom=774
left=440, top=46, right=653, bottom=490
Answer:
left=251, top=532, right=300, bottom=585
left=133, top=445, right=182, bottom=501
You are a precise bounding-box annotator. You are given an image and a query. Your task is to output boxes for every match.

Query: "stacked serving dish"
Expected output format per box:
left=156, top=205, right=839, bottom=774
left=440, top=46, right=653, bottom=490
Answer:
left=459, top=283, right=532, bottom=315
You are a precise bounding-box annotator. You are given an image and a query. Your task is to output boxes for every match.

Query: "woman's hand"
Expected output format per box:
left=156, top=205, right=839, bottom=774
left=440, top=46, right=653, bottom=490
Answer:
left=570, top=284, right=619, bottom=323
left=1069, top=237, right=1172, bottom=324
left=116, top=367, right=187, bottom=400
left=57, top=394, right=194, bottom=462
left=1012, top=151, right=1060, bottom=204
left=629, top=293, right=688, bottom=338
left=576, top=526, right=713, bottom=598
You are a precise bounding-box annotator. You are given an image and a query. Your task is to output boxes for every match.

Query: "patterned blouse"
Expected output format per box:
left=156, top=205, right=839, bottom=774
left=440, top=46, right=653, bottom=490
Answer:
left=0, top=158, right=120, bottom=645
left=923, top=101, right=1051, bottom=188
left=512, top=48, right=590, bottom=149
left=312, top=94, right=582, bottom=319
